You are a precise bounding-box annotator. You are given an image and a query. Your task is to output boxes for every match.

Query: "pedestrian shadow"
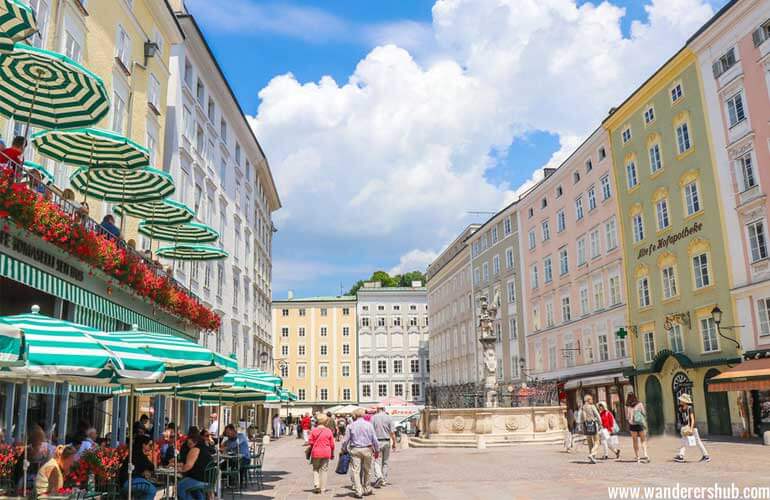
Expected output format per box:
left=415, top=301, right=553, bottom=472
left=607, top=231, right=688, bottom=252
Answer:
left=568, top=459, right=597, bottom=465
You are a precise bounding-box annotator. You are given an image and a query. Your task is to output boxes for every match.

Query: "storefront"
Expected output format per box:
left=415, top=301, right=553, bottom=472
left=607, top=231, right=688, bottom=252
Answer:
left=707, top=355, right=770, bottom=437
left=563, top=373, right=632, bottom=430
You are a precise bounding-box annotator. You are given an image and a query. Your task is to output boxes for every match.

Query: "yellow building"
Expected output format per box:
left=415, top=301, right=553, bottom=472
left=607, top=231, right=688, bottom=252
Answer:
left=272, top=295, right=358, bottom=414
left=9, top=0, right=183, bottom=241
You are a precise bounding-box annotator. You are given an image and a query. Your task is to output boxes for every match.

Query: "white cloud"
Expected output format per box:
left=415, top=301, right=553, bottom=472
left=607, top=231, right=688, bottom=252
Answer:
left=389, top=249, right=440, bottom=275
left=250, top=0, right=716, bottom=284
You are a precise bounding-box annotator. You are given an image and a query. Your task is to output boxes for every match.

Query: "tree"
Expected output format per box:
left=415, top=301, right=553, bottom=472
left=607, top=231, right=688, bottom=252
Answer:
left=346, top=270, right=426, bottom=295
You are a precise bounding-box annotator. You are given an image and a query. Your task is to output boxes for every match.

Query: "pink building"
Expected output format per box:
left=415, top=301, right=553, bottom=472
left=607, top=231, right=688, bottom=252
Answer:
left=692, top=0, right=770, bottom=357
left=519, top=128, right=631, bottom=423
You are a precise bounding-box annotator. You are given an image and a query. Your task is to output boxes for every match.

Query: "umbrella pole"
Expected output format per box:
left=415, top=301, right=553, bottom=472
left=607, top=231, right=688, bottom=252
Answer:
left=22, top=378, right=29, bottom=498
left=83, top=145, right=95, bottom=204
left=217, top=392, right=222, bottom=499
left=22, top=73, right=41, bottom=158
left=174, top=390, right=179, bottom=500
left=128, top=385, right=135, bottom=500
left=119, top=176, right=127, bottom=236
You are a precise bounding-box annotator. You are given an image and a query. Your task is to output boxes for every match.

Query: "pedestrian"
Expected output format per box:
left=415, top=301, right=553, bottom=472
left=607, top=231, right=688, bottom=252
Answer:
left=371, top=405, right=397, bottom=487
left=564, top=407, right=576, bottom=453
left=325, top=411, right=336, bottom=439
left=341, top=408, right=380, bottom=499
left=307, top=413, right=335, bottom=494
left=296, top=417, right=303, bottom=439
left=581, top=394, right=601, bottom=464
left=301, top=413, right=312, bottom=443
left=272, top=413, right=282, bottom=439
left=207, top=413, right=219, bottom=437
left=0, top=136, right=25, bottom=167
left=625, top=393, right=650, bottom=463
left=674, top=394, right=710, bottom=463
left=287, top=413, right=294, bottom=436
left=597, top=401, right=621, bottom=460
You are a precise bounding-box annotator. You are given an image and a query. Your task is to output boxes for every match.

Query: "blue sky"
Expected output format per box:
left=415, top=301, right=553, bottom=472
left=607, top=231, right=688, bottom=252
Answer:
left=186, top=0, right=727, bottom=298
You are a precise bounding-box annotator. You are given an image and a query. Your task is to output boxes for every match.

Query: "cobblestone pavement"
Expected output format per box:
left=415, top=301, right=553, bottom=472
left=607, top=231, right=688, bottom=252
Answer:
left=240, top=434, right=770, bottom=499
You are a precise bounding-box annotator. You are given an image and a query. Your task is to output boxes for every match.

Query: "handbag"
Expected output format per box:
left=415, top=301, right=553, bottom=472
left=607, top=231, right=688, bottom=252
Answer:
left=609, top=435, right=619, bottom=449
left=680, top=425, right=693, bottom=437
left=335, top=452, right=351, bottom=475
left=583, top=419, right=598, bottom=435
left=612, top=421, right=620, bottom=434
left=685, top=435, right=697, bottom=447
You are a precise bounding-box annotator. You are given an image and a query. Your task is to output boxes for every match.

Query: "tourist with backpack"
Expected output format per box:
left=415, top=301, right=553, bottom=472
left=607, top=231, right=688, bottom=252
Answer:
left=625, top=393, right=650, bottom=463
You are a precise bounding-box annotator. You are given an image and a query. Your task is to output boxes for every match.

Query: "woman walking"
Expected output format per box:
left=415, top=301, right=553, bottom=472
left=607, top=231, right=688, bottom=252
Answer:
left=581, top=394, right=601, bottom=464
left=674, top=394, right=710, bottom=463
left=307, top=413, right=335, bottom=494
left=598, top=401, right=621, bottom=460
left=625, top=393, right=650, bottom=463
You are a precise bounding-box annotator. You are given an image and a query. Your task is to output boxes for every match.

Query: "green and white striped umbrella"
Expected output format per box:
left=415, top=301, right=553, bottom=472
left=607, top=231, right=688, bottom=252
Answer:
left=23, top=160, right=52, bottom=182
left=155, top=244, right=228, bottom=261
left=176, top=368, right=281, bottom=403
left=114, top=199, right=194, bottom=226
left=31, top=128, right=149, bottom=169
left=70, top=166, right=175, bottom=203
left=88, top=325, right=235, bottom=386
left=0, top=1, right=37, bottom=54
left=138, top=222, right=219, bottom=244
left=0, top=307, right=166, bottom=384
left=280, top=389, right=298, bottom=401
left=0, top=43, right=109, bottom=129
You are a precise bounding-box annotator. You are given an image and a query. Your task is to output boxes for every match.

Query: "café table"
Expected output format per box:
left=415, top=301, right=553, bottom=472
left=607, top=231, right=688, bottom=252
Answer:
left=155, top=466, right=180, bottom=500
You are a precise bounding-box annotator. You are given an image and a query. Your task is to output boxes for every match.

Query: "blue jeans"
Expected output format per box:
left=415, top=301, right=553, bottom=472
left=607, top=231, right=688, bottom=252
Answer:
left=122, top=478, right=156, bottom=500
left=177, top=477, right=206, bottom=500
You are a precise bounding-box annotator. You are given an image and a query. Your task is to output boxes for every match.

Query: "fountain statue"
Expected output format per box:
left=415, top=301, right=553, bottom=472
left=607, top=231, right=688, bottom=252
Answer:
left=478, top=295, right=498, bottom=408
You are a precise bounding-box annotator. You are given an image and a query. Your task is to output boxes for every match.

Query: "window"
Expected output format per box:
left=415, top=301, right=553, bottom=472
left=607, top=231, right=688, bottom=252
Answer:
left=528, top=229, right=536, bottom=250
left=280, top=345, right=288, bottom=356
left=297, top=365, right=306, bottom=378
left=528, top=207, right=534, bottom=218
left=588, top=187, right=596, bottom=211
left=148, top=73, right=160, bottom=110
left=638, top=277, right=651, bottom=308
left=207, top=98, right=215, bottom=122
left=684, top=181, right=700, bottom=215
left=590, top=229, right=601, bottom=258
left=662, top=266, right=678, bottom=299
left=115, top=25, right=131, bottom=69
left=378, top=384, right=387, bottom=397
left=556, top=186, right=563, bottom=197
left=615, top=333, right=627, bottom=358
left=693, top=253, right=711, bottom=289
left=220, top=119, right=228, bottom=142
left=362, top=385, right=371, bottom=398
left=656, top=198, right=670, bottom=230
left=598, top=147, right=607, bottom=160
left=577, top=237, right=586, bottom=266
left=377, top=316, right=386, bottom=327
left=593, top=334, right=607, bottom=362
left=531, top=265, right=539, bottom=289
left=622, top=127, right=632, bottom=144
left=556, top=209, right=566, bottom=232
left=644, top=106, right=655, bottom=124
left=281, top=327, right=289, bottom=337
left=111, top=91, right=126, bottom=134
left=626, top=161, right=638, bottom=189
left=320, top=308, right=328, bottom=317
left=601, top=175, right=612, bottom=200
left=726, top=91, right=746, bottom=127
left=593, top=281, right=605, bottom=310
left=676, top=122, right=691, bottom=154
left=507, top=281, right=516, bottom=303
left=713, top=47, right=737, bottom=77
left=609, top=276, right=621, bottom=305
left=491, top=226, right=498, bottom=243
left=64, top=30, right=81, bottom=62
left=342, top=343, right=350, bottom=355
left=361, top=317, right=370, bottom=327
left=504, top=217, right=512, bottom=235
left=298, top=389, right=306, bottom=400
left=343, top=307, right=350, bottom=316
left=573, top=171, right=581, bottom=183
left=671, top=83, right=683, bottom=103
left=606, top=218, right=618, bottom=250
left=361, top=360, right=371, bottom=374
left=575, top=197, right=584, bottom=220
left=561, top=296, right=571, bottom=322
left=320, top=389, right=328, bottom=401
left=298, top=345, right=305, bottom=356
left=393, top=359, right=403, bottom=374
left=649, top=143, right=662, bottom=173
left=633, top=214, right=645, bottom=242
left=758, top=298, right=770, bottom=337
left=749, top=220, right=769, bottom=262
left=411, top=384, right=421, bottom=398
left=545, top=303, right=554, bottom=327
left=543, top=257, right=552, bottom=283
left=493, top=255, right=500, bottom=275
left=559, top=247, right=569, bottom=275
left=183, top=58, right=193, bottom=88
left=320, top=326, right=327, bottom=336
left=195, top=79, right=205, bottom=107
left=669, top=324, right=685, bottom=353
left=410, top=359, right=420, bottom=373
left=393, top=383, right=404, bottom=397
left=585, top=159, right=593, bottom=172
left=506, top=248, right=514, bottom=269
left=280, top=364, right=288, bottom=377
left=737, top=153, right=756, bottom=192
left=542, top=220, right=551, bottom=241
left=393, top=316, right=401, bottom=327
left=377, top=360, right=387, bottom=374
left=320, top=345, right=328, bottom=356
left=342, top=364, right=350, bottom=377
left=474, top=268, right=481, bottom=286
left=701, top=317, right=719, bottom=353
left=343, top=326, right=350, bottom=336
left=542, top=198, right=548, bottom=209
left=343, top=388, right=351, bottom=400
left=643, top=331, right=655, bottom=363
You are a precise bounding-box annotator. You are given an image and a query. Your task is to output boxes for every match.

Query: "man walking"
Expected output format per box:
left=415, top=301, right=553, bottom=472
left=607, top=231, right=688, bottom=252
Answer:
left=371, top=405, right=396, bottom=487
left=341, top=408, right=379, bottom=499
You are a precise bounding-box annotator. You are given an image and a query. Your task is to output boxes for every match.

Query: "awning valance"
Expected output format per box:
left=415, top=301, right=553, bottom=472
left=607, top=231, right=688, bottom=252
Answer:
left=707, top=358, right=770, bottom=392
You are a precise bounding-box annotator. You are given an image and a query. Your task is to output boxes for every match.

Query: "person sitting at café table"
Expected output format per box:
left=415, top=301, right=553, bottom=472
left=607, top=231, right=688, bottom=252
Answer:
left=176, top=429, right=212, bottom=500
left=158, top=427, right=176, bottom=466
left=18, top=425, right=55, bottom=491
left=178, top=426, right=198, bottom=464
left=75, top=426, right=97, bottom=459
left=0, top=136, right=25, bottom=168
left=221, top=424, right=250, bottom=462
left=118, top=435, right=156, bottom=500
left=35, top=445, right=77, bottom=498
left=200, top=429, right=217, bottom=455
left=100, top=214, right=121, bottom=239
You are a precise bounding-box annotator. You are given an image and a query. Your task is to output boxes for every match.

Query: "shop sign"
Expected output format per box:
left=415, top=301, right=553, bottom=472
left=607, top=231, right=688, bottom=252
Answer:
left=0, top=228, right=84, bottom=282
left=637, top=221, right=703, bottom=259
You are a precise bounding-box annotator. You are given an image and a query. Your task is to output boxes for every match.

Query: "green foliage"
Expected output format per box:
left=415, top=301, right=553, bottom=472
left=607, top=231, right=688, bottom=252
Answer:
left=346, top=270, right=426, bottom=296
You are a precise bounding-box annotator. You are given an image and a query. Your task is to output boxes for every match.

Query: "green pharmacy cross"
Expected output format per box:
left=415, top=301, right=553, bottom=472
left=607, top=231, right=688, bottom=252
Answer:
left=616, top=328, right=627, bottom=339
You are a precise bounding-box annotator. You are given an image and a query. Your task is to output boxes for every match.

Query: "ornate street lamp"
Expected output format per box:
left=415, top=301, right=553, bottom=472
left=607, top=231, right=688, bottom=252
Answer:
left=710, top=306, right=722, bottom=326
left=710, top=305, right=741, bottom=351
left=259, top=351, right=268, bottom=368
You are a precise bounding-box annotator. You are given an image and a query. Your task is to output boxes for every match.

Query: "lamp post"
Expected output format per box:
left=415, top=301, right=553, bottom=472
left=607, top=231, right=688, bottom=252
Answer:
left=259, top=351, right=268, bottom=369
left=711, top=305, right=742, bottom=351
left=478, top=296, right=498, bottom=408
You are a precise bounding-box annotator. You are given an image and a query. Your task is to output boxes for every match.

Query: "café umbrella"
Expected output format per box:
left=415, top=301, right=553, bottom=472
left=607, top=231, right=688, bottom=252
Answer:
left=69, top=165, right=175, bottom=204
left=0, top=0, right=37, bottom=53
left=22, top=160, right=52, bottom=182
left=138, top=221, right=219, bottom=244
left=155, top=244, right=228, bottom=260
left=31, top=127, right=149, bottom=169
left=114, top=199, right=195, bottom=226
left=0, top=43, right=109, bottom=131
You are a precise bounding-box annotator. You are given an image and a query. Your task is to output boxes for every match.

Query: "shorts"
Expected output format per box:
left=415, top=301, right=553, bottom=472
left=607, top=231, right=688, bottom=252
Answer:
left=629, top=424, right=644, bottom=432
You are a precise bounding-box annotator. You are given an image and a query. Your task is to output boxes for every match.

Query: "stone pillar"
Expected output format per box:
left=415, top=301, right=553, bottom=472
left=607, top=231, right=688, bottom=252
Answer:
left=3, top=383, right=15, bottom=444
left=15, top=382, right=28, bottom=443
left=43, top=383, right=55, bottom=437
left=56, top=383, right=69, bottom=444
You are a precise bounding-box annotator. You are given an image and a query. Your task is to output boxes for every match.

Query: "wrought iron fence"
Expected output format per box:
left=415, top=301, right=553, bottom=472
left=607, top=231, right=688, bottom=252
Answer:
left=426, top=380, right=560, bottom=409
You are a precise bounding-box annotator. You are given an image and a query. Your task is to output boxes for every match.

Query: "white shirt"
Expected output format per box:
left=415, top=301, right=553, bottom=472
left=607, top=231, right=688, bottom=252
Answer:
left=208, top=421, right=219, bottom=435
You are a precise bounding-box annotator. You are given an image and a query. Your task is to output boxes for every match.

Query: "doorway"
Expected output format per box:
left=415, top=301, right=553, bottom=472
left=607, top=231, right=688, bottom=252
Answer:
left=704, top=369, right=732, bottom=436
left=644, top=375, right=664, bottom=435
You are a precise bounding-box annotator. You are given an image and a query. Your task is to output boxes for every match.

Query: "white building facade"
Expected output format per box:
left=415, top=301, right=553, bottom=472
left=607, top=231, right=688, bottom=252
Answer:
left=164, top=8, right=280, bottom=368
left=357, top=283, right=429, bottom=405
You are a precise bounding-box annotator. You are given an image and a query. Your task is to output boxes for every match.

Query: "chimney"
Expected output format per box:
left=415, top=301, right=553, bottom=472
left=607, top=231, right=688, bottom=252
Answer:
left=411, top=281, right=422, bottom=288
left=287, top=290, right=294, bottom=300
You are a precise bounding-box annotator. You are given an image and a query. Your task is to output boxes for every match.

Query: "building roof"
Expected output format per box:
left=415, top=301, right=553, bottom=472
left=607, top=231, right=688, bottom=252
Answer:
left=357, top=287, right=427, bottom=293
left=272, top=295, right=356, bottom=305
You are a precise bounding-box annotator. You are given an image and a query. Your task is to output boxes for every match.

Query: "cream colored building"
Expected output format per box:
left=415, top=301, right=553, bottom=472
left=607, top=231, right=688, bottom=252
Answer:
left=426, top=225, right=479, bottom=387
left=272, top=295, right=358, bottom=413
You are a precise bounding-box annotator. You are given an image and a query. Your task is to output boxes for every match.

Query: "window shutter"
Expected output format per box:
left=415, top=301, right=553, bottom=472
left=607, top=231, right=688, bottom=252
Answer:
left=712, top=61, right=722, bottom=79
left=753, top=27, right=764, bottom=47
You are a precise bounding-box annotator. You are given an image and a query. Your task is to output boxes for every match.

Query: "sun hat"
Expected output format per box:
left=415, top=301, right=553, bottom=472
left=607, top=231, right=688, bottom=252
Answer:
left=678, top=393, right=693, bottom=405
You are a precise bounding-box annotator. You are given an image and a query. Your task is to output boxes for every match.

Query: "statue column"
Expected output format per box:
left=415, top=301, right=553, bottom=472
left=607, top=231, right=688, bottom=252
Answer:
left=478, top=296, right=498, bottom=408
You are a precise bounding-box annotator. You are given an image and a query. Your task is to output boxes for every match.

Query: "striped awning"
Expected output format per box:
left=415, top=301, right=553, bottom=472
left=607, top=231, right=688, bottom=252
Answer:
left=70, top=166, right=175, bottom=203
left=31, top=128, right=149, bottom=169
left=707, top=358, right=770, bottom=392
left=0, top=43, right=109, bottom=129
left=155, top=244, right=228, bottom=261
left=114, top=199, right=194, bottom=226
left=0, top=1, right=37, bottom=53
left=23, top=160, right=53, bottom=182
left=0, top=308, right=166, bottom=384
left=138, top=222, right=219, bottom=243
